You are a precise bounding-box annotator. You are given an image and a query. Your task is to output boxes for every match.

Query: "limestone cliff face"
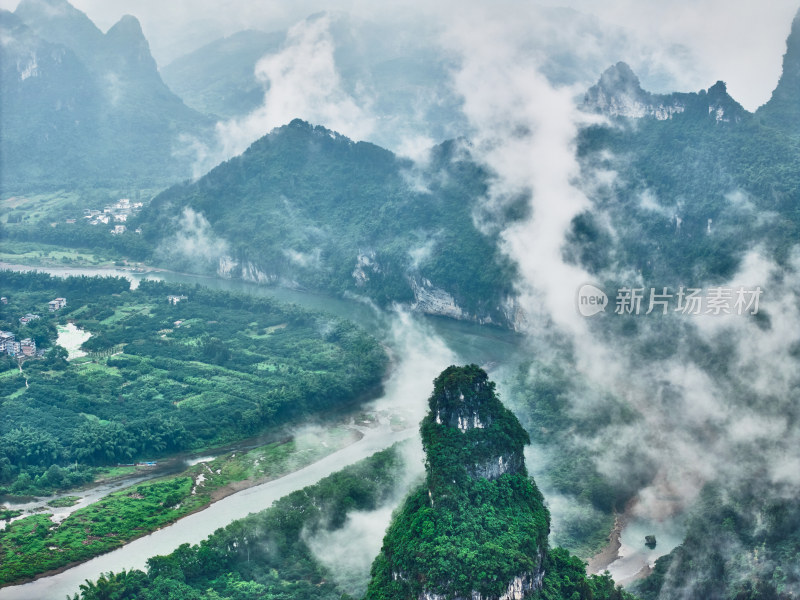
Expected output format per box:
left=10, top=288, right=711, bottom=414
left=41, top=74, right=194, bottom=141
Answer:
left=364, top=365, right=548, bottom=600
left=583, top=62, right=685, bottom=120
left=426, top=366, right=527, bottom=484
left=757, top=8, right=800, bottom=131
left=419, top=568, right=544, bottom=600
left=584, top=61, right=747, bottom=124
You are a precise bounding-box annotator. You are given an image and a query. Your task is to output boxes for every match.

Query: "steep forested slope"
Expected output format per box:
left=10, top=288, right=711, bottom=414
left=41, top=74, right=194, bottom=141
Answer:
left=0, top=0, right=212, bottom=192
left=365, top=365, right=633, bottom=600
left=138, top=119, right=520, bottom=326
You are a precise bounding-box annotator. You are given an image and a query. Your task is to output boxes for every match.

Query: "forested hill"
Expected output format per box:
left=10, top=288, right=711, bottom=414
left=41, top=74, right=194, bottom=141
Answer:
left=139, top=23, right=800, bottom=330
left=137, top=119, right=521, bottom=327
left=363, top=365, right=634, bottom=600
left=575, top=15, right=800, bottom=290
left=0, top=0, right=212, bottom=192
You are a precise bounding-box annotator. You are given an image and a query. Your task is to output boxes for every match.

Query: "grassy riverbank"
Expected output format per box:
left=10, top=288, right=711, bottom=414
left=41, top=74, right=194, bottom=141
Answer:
left=0, top=426, right=359, bottom=586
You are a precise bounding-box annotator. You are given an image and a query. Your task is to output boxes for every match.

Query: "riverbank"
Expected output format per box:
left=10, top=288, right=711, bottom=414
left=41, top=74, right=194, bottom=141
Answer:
left=586, top=514, right=625, bottom=574
left=0, top=423, right=417, bottom=600
left=0, top=262, right=524, bottom=599
left=585, top=501, right=686, bottom=588
left=0, top=425, right=362, bottom=587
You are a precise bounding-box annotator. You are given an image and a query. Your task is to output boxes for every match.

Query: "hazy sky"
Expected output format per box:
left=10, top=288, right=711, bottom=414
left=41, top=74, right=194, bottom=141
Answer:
left=1, top=0, right=797, bottom=110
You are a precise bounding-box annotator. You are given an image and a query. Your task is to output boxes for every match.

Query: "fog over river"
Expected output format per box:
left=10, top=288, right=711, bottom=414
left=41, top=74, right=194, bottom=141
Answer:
left=0, top=264, right=678, bottom=598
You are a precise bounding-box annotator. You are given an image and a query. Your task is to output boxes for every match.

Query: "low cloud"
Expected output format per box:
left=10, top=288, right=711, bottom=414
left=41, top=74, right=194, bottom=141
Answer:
left=185, top=13, right=376, bottom=178
left=155, top=207, right=230, bottom=273
left=283, top=247, right=322, bottom=269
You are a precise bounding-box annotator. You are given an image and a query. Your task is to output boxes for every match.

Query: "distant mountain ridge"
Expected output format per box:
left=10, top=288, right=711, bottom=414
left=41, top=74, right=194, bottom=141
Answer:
left=757, top=8, right=800, bottom=131
left=160, top=29, right=286, bottom=119
left=583, top=61, right=746, bottom=123
left=0, top=0, right=212, bottom=193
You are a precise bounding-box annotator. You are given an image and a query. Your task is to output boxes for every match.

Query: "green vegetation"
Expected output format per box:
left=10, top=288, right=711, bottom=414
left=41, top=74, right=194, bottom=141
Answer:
left=64, top=368, right=636, bottom=600
left=574, top=84, right=800, bottom=286
left=46, top=496, right=80, bottom=508
left=1, top=6, right=211, bottom=193
left=630, top=480, right=800, bottom=600
left=0, top=241, right=117, bottom=268
left=0, top=508, right=22, bottom=521
left=67, top=445, right=407, bottom=600
left=0, top=271, right=387, bottom=497
left=364, top=365, right=633, bottom=600
left=0, top=426, right=358, bottom=585
left=135, top=121, right=517, bottom=323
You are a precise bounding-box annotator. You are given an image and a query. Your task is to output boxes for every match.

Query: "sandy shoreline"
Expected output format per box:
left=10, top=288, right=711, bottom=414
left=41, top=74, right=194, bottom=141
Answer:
left=586, top=514, right=625, bottom=574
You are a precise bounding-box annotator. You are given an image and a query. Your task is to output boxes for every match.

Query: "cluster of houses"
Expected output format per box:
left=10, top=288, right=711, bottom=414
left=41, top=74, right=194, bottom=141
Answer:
left=71, top=198, right=144, bottom=235
left=0, top=297, right=67, bottom=359
left=0, top=331, right=36, bottom=357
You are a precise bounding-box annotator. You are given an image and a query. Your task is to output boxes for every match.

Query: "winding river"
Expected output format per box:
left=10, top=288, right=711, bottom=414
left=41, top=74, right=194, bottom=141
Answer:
left=0, top=263, right=524, bottom=599
left=0, top=263, right=681, bottom=598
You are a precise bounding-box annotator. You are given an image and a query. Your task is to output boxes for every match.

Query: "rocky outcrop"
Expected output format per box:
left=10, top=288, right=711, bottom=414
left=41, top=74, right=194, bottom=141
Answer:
left=585, top=62, right=747, bottom=124
left=583, top=62, right=685, bottom=120
left=365, top=365, right=547, bottom=600
left=419, top=567, right=543, bottom=600
left=352, top=250, right=379, bottom=286
left=410, top=277, right=465, bottom=320
left=468, top=452, right=525, bottom=480
left=241, top=261, right=277, bottom=284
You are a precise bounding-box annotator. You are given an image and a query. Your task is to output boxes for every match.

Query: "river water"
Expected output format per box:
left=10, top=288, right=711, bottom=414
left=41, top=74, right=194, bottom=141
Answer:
left=0, top=263, right=524, bottom=599
left=0, top=263, right=682, bottom=598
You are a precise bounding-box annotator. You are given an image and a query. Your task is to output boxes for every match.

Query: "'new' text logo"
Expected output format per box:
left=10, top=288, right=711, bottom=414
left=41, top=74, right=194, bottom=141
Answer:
left=577, top=284, right=608, bottom=317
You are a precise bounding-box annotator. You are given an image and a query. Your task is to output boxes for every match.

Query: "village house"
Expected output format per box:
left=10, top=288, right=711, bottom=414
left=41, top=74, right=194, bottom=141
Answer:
left=0, top=297, right=7, bottom=304
left=19, top=313, right=40, bottom=324
left=167, top=295, right=188, bottom=305
left=49, top=298, right=67, bottom=311
left=5, top=341, right=21, bottom=356
left=20, top=338, right=36, bottom=357
left=111, top=225, right=127, bottom=235
left=0, top=331, right=15, bottom=353
left=83, top=199, right=143, bottom=227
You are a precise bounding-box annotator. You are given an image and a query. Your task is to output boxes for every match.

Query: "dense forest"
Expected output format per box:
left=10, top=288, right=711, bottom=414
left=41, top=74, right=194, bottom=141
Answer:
left=134, top=121, right=519, bottom=323
left=0, top=271, right=387, bottom=497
